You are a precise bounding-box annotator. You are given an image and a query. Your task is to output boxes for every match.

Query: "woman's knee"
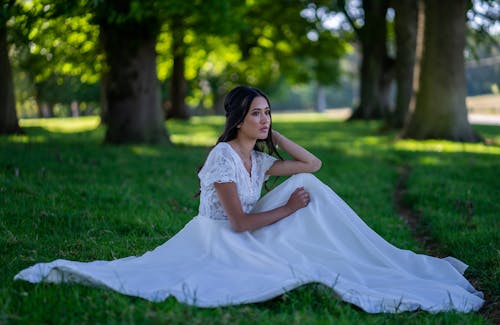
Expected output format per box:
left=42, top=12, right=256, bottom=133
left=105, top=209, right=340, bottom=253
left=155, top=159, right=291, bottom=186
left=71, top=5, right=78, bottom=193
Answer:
left=291, top=173, right=317, bottom=182
left=289, top=173, right=322, bottom=187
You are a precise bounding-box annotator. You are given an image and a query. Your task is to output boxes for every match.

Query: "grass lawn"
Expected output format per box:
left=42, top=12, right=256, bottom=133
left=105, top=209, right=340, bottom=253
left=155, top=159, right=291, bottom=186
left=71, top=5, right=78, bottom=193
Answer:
left=0, top=115, right=498, bottom=324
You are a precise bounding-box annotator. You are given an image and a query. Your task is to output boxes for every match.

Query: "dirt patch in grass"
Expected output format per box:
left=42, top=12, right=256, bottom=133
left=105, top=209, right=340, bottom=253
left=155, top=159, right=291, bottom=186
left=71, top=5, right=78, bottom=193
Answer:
left=394, top=165, right=498, bottom=323
left=393, top=165, right=443, bottom=257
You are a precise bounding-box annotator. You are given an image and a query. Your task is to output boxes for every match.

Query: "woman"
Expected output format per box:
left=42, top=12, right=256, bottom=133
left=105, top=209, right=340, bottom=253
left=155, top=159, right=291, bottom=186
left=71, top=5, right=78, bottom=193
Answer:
left=15, top=86, right=483, bottom=313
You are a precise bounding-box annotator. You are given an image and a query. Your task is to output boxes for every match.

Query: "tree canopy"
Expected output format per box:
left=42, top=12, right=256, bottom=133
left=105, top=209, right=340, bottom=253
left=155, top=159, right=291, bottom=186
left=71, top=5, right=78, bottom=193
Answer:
left=2, top=0, right=499, bottom=142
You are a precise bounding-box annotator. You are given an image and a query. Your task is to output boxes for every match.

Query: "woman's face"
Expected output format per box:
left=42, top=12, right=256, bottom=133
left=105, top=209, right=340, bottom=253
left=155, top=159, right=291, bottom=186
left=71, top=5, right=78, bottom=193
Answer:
left=237, top=96, right=271, bottom=140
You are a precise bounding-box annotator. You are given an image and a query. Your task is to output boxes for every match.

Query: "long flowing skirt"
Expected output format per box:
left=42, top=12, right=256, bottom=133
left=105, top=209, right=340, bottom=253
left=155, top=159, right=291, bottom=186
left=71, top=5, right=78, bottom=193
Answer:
left=14, top=174, right=484, bottom=313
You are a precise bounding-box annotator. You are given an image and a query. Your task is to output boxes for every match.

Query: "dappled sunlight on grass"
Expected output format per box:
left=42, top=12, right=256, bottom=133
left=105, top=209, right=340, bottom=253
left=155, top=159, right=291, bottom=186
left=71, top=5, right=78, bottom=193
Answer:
left=167, top=116, right=222, bottom=146
left=273, top=119, right=393, bottom=153
left=10, top=116, right=104, bottom=145
left=189, top=115, right=225, bottom=124
left=361, top=135, right=389, bottom=145
left=272, top=112, right=338, bottom=123
left=129, top=146, right=162, bottom=157
left=418, top=155, right=442, bottom=166
left=2, top=134, right=46, bottom=144
left=395, top=139, right=500, bottom=155
left=20, top=116, right=101, bottom=133
left=166, top=112, right=344, bottom=147
left=170, top=135, right=217, bottom=146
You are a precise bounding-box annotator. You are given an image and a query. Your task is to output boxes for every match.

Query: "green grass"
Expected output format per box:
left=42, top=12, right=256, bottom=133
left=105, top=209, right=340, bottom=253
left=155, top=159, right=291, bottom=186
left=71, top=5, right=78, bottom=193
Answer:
left=0, top=115, right=498, bottom=324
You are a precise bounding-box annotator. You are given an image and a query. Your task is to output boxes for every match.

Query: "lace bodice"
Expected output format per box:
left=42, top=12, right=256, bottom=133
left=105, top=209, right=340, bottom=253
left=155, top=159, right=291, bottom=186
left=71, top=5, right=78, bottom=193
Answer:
left=197, top=142, right=277, bottom=220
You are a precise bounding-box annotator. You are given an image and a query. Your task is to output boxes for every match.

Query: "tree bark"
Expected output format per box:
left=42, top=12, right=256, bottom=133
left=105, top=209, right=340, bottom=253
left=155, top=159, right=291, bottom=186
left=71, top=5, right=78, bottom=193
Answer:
left=349, top=0, right=391, bottom=120
left=99, top=72, right=109, bottom=125
left=100, top=22, right=170, bottom=144
left=401, top=0, right=481, bottom=141
left=0, top=19, right=22, bottom=134
left=207, top=77, right=226, bottom=115
left=390, top=0, right=418, bottom=128
left=36, top=99, right=44, bottom=118
left=315, top=85, right=326, bottom=112
left=167, top=17, right=190, bottom=119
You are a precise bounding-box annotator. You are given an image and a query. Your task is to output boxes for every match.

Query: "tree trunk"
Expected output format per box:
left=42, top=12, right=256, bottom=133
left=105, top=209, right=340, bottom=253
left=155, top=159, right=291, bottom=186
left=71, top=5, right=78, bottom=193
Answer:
left=167, top=17, right=190, bottom=119
left=71, top=101, right=79, bottom=117
left=379, top=56, right=395, bottom=120
left=349, top=0, right=390, bottom=120
left=99, top=72, right=109, bottom=125
left=315, top=85, right=327, bottom=112
left=401, top=0, right=480, bottom=141
left=389, top=0, right=418, bottom=128
left=100, top=23, right=170, bottom=144
left=0, top=19, right=22, bottom=134
left=207, top=78, right=226, bottom=115
left=36, top=99, right=44, bottom=118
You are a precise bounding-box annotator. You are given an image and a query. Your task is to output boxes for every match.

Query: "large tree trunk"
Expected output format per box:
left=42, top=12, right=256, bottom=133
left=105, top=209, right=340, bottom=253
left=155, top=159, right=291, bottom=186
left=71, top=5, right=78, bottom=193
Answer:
left=167, top=17, right=190, bottom=119
left=315, top=85, right=327, bottom=112
left=379, top=56, right=395, bottom=120
left=401, top=0, right=480, bottom=141
left=0, top=19, right=22, bottom=134
left=389, top=0, right=418, bottom=128
left=99, top=72, right=109, bottom=125
left=35, top=83, right=54, bottom=118
left=207, top=78, right=226, bottom=115
left=35, top=99, right=44, bottom=118
left=349, top=0, right=391, bottom=120
left=100, top=23, right=169, bottom=144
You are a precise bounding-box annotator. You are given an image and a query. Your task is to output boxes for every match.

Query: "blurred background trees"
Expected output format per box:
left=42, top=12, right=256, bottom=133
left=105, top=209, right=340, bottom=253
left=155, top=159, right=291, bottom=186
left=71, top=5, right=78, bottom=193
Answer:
left=1, top=0, right=22, bottom=134
left=1, top=0, right=499, bottom=142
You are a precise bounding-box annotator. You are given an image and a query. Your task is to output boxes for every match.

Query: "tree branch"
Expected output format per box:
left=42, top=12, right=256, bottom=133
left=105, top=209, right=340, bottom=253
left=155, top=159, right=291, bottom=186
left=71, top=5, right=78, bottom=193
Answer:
left=338, top=0, right=362, bottom=39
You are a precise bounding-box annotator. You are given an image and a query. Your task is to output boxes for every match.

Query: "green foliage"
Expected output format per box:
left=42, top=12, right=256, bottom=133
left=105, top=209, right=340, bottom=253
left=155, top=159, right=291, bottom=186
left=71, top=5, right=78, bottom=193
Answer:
left=7, top=0, right=101, bottom=110
left=7, top=0, right=355, bottom=117
left=165, top=0, right=353, bottom=112
left=0, top=115, right=497, bottom=323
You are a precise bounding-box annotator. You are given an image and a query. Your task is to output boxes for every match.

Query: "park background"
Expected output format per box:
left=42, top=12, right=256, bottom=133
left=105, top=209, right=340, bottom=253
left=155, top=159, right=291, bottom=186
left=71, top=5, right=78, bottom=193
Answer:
left=1, top=0, right=499, bottom=324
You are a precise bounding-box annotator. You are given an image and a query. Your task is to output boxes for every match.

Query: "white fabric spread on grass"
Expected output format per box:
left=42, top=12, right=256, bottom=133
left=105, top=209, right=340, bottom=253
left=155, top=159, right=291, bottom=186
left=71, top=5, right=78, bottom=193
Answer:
left=15, top=142, right=484, bottom=313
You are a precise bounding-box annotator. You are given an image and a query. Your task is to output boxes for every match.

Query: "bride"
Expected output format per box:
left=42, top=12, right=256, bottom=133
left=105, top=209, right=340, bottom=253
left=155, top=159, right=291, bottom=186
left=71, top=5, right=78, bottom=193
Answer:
left=15, top=86, right=484, bottom=313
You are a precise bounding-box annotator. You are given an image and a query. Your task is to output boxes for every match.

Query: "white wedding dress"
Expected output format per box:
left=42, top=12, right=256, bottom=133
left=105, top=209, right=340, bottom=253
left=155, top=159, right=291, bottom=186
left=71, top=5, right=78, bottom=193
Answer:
left=15, top=142, right=484, bottom=313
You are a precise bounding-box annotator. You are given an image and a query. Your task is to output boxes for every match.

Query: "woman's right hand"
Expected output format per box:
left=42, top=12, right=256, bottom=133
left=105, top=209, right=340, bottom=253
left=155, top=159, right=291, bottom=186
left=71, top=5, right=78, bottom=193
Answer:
left=285, top=187, right=310, bottom=212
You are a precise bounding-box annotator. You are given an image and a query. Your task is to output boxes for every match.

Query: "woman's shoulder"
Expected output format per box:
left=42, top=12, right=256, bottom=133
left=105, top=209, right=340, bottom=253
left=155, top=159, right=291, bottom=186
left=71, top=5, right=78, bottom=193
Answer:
left=253, top=149, right=277, bottom=162
left=210, top=142, right=232, bottom=155
left=205, top=142, right=235, bottom=162
left=199, top=142, right=238, bottom=182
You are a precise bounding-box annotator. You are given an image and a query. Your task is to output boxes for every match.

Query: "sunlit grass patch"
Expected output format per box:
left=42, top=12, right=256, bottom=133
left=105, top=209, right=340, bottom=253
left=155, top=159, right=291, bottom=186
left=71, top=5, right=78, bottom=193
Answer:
left=129, top=146, right=162, bottom=157
left=167, top=116, right=223, bottom=146
left=20, top=116, right=101, bottom=133
left=271, top=112, right=338, bottom=123
left=3, top=134, right=45, bottom=143
left=395, top=138, right=500, bottom=155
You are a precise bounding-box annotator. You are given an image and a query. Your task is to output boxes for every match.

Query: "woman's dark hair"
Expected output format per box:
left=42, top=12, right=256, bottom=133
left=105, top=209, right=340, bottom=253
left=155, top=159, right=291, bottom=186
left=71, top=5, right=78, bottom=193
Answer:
left=216, top=85, right=282, bottom=158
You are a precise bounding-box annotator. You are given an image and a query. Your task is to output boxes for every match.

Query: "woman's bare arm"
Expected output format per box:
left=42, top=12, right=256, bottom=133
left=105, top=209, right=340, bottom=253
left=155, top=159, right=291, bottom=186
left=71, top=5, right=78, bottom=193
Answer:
left=266, top=130, right=322, bottom=176
left=214, top=182, right=309, bottom=232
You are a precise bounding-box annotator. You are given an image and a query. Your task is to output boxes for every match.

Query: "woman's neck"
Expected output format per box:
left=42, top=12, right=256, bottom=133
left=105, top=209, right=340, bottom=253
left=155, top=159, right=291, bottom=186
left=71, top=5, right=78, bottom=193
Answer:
left=229, top=138, right=255, bottom=158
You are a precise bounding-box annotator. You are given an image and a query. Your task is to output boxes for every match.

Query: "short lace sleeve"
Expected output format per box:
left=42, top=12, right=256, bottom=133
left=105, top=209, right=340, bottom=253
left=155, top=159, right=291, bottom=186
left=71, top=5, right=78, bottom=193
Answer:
left=198, top=144, right=237, bottom=187
left=254, top=151, right=278, bottom=181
